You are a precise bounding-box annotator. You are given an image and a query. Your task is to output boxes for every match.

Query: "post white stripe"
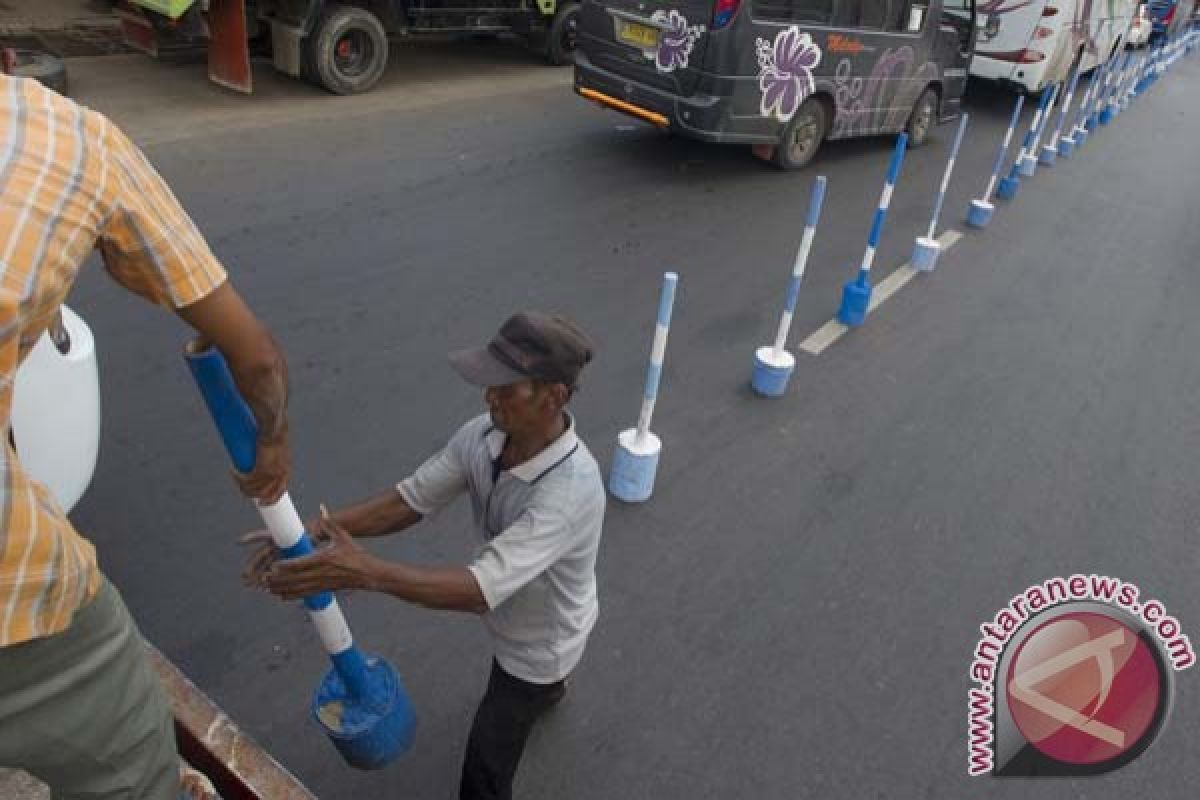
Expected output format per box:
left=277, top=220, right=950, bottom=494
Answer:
left=879, top=183, right=894, bottom=209
left=861, top=245, right=877, bottom=273
left=792, top=228, right=817, bottom=278
left=649, top=323, right=669, bottom=366
left=257, top=493, right=306, bottom=549
left=939, top=158, right=956, bottom=194
left=309, top=601, right=354, bottom=655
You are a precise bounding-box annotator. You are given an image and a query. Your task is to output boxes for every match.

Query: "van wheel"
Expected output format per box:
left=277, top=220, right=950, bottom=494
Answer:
left=304, top=5, right=388, bottom=95
left=906, top=88, right=938, bottom=147
left=546, top=2, right=581, bottom=66
left=772, top=98, right=826, bottom=170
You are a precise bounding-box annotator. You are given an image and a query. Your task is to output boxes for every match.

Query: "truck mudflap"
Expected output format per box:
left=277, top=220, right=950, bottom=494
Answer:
left=206, top=0, right=253, bottom=93
left=146, top=644, right=316, bottom=800
left=119, top=0, right=253, bottom=93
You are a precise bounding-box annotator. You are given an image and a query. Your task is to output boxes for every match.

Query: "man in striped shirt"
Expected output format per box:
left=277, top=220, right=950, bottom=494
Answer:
left=0, top=73, right=291, bottom=797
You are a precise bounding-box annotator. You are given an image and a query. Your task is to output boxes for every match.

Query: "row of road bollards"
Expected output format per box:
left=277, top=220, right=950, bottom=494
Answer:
left=609, top=23, right=1200, bottom=504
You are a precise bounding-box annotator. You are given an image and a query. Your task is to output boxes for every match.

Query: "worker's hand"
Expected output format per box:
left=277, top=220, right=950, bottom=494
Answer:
left=240, top=516, right=328, bottom=589
left=235, top=430, right=290, bottom=505
left=264, top=512, right=378, bottom=602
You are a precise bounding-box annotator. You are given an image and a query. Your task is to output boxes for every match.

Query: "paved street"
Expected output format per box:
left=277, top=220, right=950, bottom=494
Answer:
left=50, top=39, right=1200, bottom=799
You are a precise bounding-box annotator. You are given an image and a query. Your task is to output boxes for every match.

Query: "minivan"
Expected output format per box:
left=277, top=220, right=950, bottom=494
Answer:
left=574, top=0, right=976, bottom=168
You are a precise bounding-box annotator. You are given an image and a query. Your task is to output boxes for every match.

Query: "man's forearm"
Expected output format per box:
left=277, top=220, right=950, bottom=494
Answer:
left=229, top=336, right=288, bottom=442
left=328, top=489, right=423, bottom=539
left=365, top=560, right=487, bottom=614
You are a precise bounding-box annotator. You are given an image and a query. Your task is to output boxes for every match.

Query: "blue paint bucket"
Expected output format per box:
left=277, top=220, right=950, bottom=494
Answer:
left=996, top=175, right=1020, bottom=202
left=837, top=278, right=871, bottom=327
left=609, top=430, right=661, bottom=503
left=1018, top=155, right=1037, bottom=178
left=1099, top=106, right=1115, bottom=125
left=1038, top=144, right=1057, bottom=166
left=1057, top=136, right=1075, bottom=158
left=751, top=347, right=795, bottom=397
left=911, top=236, right=940, bottom=272
left=312, top=654, right=417, bottom=770
left=966, top=199, right=994, bottom=229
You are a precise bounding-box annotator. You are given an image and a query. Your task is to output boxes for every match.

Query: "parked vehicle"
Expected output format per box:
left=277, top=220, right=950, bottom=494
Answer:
left=1127, top=2, right=1153, bottom=46
left=118, top=0, right=582, bottom=94
left=971, top=0, right=1136, bottom=92
left=11, top=307, right=100, bottom=514
left=1147, top=0, right=1198, bottom=38
left=574, top=0, right=976, bottom=169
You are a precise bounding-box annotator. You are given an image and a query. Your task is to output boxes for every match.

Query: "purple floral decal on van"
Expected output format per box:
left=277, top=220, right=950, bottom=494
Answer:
left=645, top=10, right=705, bottom=73
left=755, top=26, right=822, bottom=122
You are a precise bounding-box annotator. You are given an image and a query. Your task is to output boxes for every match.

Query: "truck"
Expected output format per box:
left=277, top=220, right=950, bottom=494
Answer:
left=117, top=0, right=583, bottom=94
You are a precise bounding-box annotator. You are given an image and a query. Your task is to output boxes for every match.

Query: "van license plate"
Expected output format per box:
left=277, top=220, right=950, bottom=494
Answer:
left=616, top=20, right=659, bottom=49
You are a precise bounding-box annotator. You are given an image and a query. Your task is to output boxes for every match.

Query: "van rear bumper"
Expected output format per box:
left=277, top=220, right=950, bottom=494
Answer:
left=574, top=52, right=776, bottom=145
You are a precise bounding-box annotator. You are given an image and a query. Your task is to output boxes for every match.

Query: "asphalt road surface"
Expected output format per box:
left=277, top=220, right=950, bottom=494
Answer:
left=59, top=39, right=1200, bottom=799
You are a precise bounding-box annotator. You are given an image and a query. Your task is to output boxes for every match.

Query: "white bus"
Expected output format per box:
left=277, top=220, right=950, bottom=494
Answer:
left=971, top=0, right=1137, bottom=91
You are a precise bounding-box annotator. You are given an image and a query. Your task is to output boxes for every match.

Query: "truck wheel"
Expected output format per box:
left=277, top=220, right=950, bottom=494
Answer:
left=546, top=2, right=581, bottom=66
left=304, top=5, right=388, bottom=95
left=772, top=97, right=826, bottom=171
left=906, top=87, right=938, bottom=147
left=6, top=50, right=68, bottom=96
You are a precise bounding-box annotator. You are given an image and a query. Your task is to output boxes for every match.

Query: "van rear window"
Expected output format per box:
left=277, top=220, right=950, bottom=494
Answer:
left=752, top=0, right=836, bottom=25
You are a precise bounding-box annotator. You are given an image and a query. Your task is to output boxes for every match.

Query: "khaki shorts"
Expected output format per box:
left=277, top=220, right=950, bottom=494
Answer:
left=0, top=580, right=179, bottom=800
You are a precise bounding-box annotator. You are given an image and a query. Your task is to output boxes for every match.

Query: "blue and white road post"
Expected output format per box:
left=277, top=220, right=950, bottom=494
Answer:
left=1100, top=51, right=1131, bottom=124
left=185, top=343, right=416, bottom=770
left=912, top=113, right=968, bottom=271
left=610, top=272, right=678, bottom=502
left=1086, top=54, right=1115, bottom=130
left=968, top=95, right=1024, bottom=228
left=752, top=176, right=827, bottom=397
left=1121, top=50, right=1146, bottom=109
left=1020, top=82, right=1059, bottom=177
left=1060, top=70, right=1096, bottom=157
left=1042, top=64, right=1081, bottom=166
left=837, top=134, right=908, bottom=327
left=997, top=87, right=1053, bottom=200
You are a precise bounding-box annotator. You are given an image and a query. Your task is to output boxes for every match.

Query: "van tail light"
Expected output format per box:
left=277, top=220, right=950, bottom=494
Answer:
left=1041, top=6, right=1059, bottom=15
left=1034, top=26, right=1054, bottom=38
left=712, top=0, right=741, bottom=29
left=1018, top=48, right=1046, bottom=62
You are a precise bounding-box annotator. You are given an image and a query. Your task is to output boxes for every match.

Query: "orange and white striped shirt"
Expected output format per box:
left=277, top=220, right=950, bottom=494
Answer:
left=0, top=75, right=227, bottom=646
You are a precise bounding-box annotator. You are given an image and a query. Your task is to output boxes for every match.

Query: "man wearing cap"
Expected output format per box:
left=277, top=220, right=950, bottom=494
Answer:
left=243, top=312, right=605, bottom=800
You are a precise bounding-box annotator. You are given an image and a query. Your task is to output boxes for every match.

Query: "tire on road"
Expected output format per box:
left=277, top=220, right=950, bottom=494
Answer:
left=6, top=50, right=68, bottom=96
left=303, top=5, right=389, bottom=95
left=905, top=86, right=938, bottom=148
left=771, top=96, right=827, bottom=171
left=546, top=2, right=581, bottom=66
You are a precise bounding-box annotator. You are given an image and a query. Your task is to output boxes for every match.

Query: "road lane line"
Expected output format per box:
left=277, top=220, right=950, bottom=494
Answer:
left=799, top=229, right=962, bottom=356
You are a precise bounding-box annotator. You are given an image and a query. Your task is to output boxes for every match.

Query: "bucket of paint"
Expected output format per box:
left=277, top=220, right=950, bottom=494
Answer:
left=1038, top=144, right=1057, bottom=166
left=837, top=278, right=871, bottom=327
left=312, top=654, right=417, bottom=770
left=1057, top=136, right=1075, bottom=158
left=966, top=199, right=994, bottom=228
left=996, top=175, right=1019, bottom=202
left=609, top=429, right=662, bottom=503
left=751, top=347, right=796, bottom=397
left=1017, top=155, right=1037, bottom=178
left=911, top=236, right=940, bottom=272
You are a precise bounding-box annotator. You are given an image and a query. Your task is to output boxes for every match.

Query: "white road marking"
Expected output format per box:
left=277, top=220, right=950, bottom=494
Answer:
left=799, top=229, right=963, bottom=356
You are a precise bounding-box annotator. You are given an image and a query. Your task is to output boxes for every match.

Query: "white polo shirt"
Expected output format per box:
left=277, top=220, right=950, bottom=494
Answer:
left=397, top=413, right=605, bottom=684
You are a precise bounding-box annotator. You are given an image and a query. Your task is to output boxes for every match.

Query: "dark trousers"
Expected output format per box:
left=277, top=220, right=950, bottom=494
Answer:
left=459, top=660, right=566, bottom=800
